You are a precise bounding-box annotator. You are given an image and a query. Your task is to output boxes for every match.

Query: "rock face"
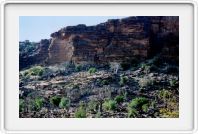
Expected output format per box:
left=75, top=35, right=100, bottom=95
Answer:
left=149, top=17, right=179, bottom=64
left=19, top=39, right=50, bottom=70
left=20, top=16, right=179, bottom=69
left=48, top=16, right=179, bottom=65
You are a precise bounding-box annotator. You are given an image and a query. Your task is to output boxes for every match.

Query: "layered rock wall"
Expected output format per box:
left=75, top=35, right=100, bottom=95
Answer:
left=47, top=16, right=178, bottom=65
left=20, top=16, right=179, bottom=70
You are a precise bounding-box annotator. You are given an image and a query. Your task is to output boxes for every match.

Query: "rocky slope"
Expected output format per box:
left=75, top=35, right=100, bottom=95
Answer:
left=19, top=16, right=179, bottom=118
left=19, top=57, right=179, bottom=118
left=20, top=16, right=179, bottom=70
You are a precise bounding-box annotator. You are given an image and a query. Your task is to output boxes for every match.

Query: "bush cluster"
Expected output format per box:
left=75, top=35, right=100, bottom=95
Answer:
left=88, top=100, right=98, bottom=112
left=19, top=99, right=25, bottom=112
left=127, top=97, right=149, bottom=117
left=75, top=65, right=82, bottom=72
left=128, top=97, right=149, bottom=109
left=24, top=66, right=45, bottom=76
left=114, top=95, right=124, bottom=104
left=119, top=76, right=128, bottom=86
left=34, top=98, right=44, bottom=110
left=75, top=103, right=87, bottom=118
left=59, top=97, right=70, bottom=109
left=50, top=96, right=62, bottom=107
left=88, top=67, right=97, bottom=74
left=100, top=79, right=109, bottom=85
left=103, top=100, right=117, bottom=111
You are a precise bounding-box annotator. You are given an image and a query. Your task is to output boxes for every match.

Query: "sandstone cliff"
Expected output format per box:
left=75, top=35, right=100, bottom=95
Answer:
left=48, top=16, right=178, bottom=65
left=19, top=16, right=179, bottom=70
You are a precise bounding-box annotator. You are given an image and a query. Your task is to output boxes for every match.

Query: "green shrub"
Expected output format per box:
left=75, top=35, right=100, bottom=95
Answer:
left=75, top=65, right=82, bottom=72
left=95, top=111, right=101, bottom=118
left=59, top=97, right=70, bottom=109
left=101, top=79, right=109, bottom=85
left=26, top=100, right=36, bottom=111
left=150, top=100, right=156, bottom=109
left=19, top=99, right=25, bottom=112
left=128, top=108, right=138, bottom=118
left=103, top=100, right=117, bottom=111
left=34, top=98, right=44, bottom=110
left=114, top=95, right=124, bottom=104
left=142, top=104, right=149, bottom=112
left=75, top=105, right=87, bottom=118
left=88, top=100, right=98, bottom=112
left=138, top=77, right=154, bottom=88
left=128, top=97, right=149, bottom=109
left=119, top=76, right=128, bottom=86
left=159, top=108, right=179, bottom=118
left=50, top=96, right=61, bottom=107
left=29, top=66, right=44, bottom=76
left=141, top=63, right=150, bottom=73
left=141, top=63, right=147, bottom=69
left=158, top=89, right=172, bottom=101
left=124, top=92, right=128, bottom=100
left=88, top=67, right=97, bottom=74
left=169, top=79, right=178, bottom=87
left=23, top=71, right=29, bottom=76
left=24, top=66, right=45, bottom=76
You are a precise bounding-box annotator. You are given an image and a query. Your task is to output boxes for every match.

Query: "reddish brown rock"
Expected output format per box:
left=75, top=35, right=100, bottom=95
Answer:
left=20, top=16, right=179, bottom=69
left=47, top=16, right=178, bottom=65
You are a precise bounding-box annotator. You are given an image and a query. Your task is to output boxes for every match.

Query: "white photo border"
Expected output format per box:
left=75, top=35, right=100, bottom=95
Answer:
left=1, top=0, right=198, bottom=134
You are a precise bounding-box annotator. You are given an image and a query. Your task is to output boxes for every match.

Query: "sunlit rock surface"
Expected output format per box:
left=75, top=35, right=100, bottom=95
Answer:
left=20, top=16, right=179, bottom=70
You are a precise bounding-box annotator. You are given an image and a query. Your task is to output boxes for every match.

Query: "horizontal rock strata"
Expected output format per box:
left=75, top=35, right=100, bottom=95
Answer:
left=20, top=16, right=179, bottom=70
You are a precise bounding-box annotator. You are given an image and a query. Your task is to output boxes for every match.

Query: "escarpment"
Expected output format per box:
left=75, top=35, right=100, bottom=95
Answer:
left=19, top=16, right=179, bottom=70
left=19, top=39, right=50, bottom=70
